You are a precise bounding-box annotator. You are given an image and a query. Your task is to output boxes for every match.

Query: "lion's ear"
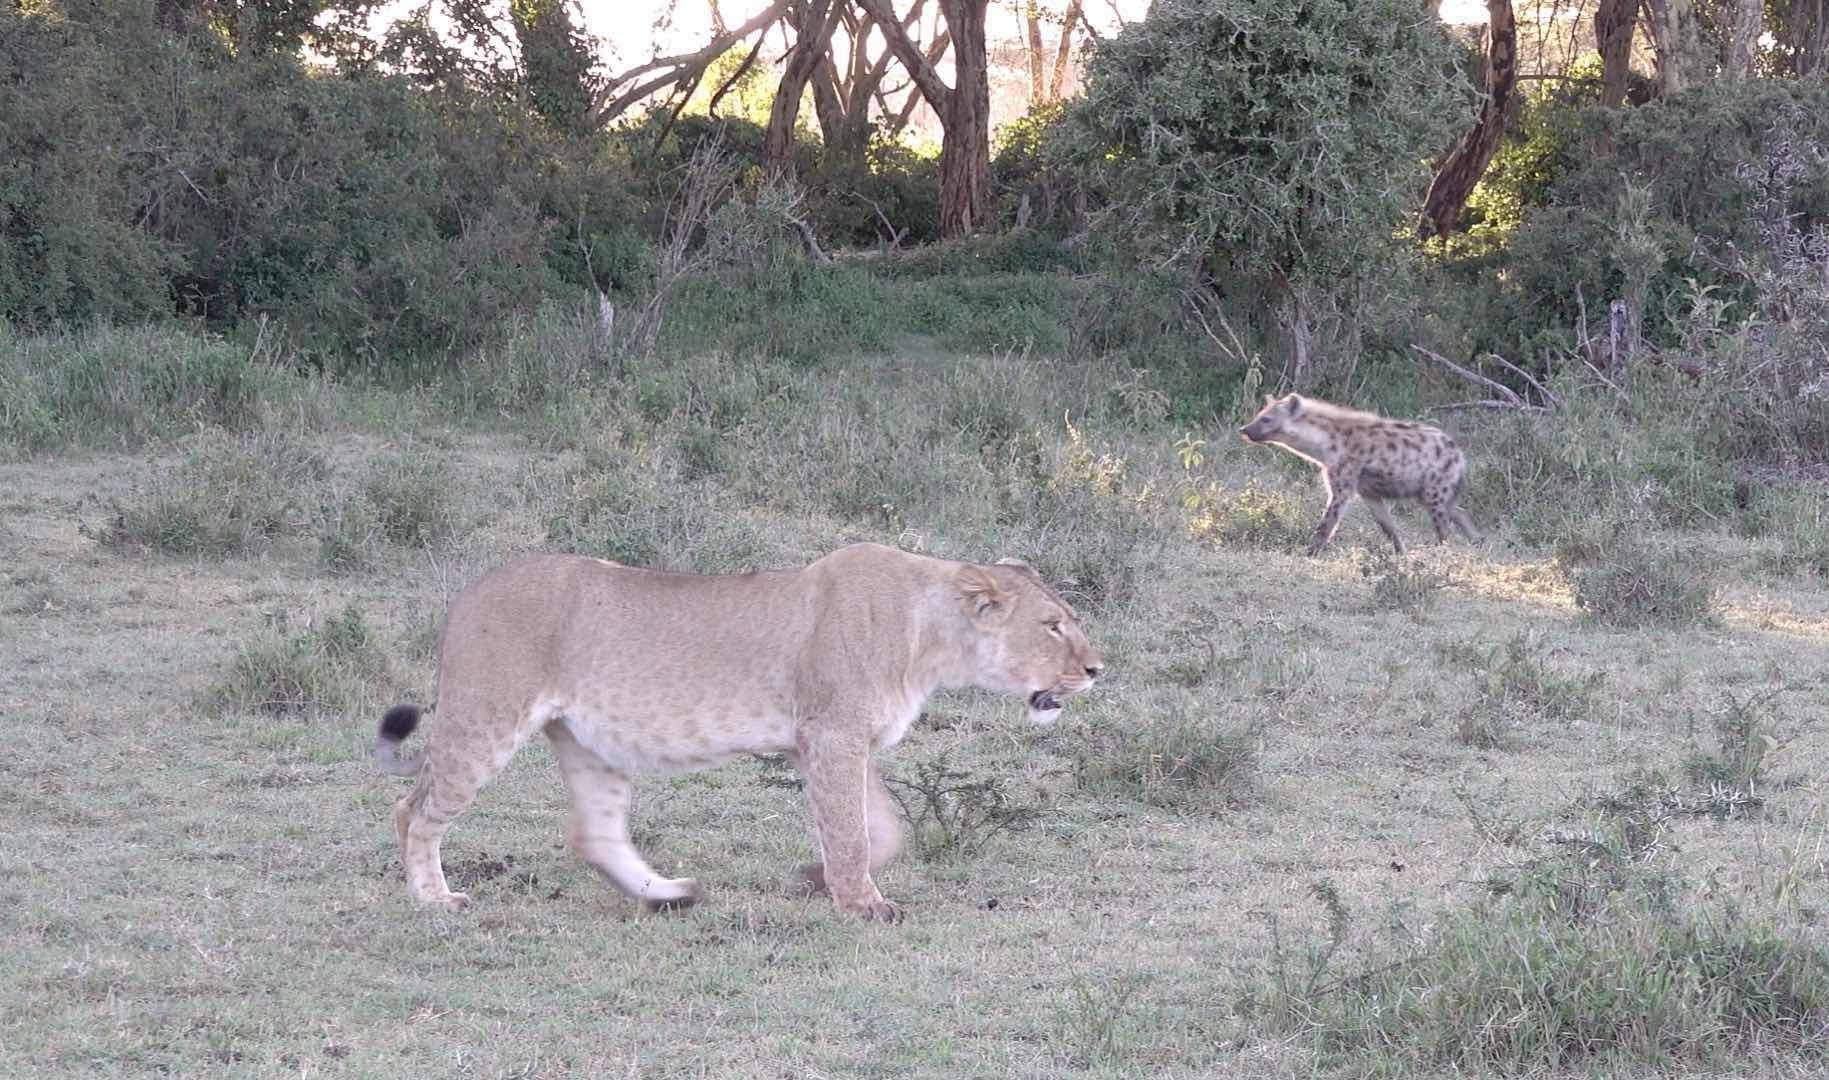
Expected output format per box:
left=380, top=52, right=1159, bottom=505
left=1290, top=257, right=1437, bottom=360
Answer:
left=955, top=565, right=1009, bottom=620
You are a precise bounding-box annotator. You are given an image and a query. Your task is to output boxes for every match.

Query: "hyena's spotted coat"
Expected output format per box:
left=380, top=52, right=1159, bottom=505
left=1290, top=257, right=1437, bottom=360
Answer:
left=1240, top=394, right=1480, bottom=556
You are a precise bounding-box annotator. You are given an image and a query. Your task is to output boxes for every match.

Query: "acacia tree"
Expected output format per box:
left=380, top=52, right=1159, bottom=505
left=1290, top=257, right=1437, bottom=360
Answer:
left=761, top=0, right=848, bottom=174
left=1065, top=0, right=1470, bottom=386
left=810, top=0, right=948, bottom=162
left=1418, top=0, right=1517, bottom=239
left=1594, top=0, right=1638, bottom=107
left=1022, top=0, right=1083, bottom=106
left=859, top=0, right=993, bottom=236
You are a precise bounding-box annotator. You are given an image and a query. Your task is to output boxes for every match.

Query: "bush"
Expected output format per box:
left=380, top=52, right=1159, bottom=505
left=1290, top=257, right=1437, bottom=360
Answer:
left=1253, top=863, right=1829, bottom=1071
left=105, top=427, right=326, bottom=556
left=1554, top=526, right=1718, bottom=629
left=1438, top=633, right=1603, bottom=751
left=1059, top=0, right=1471, bottom=374
left=0, top=324, right=283, bottom=452
left=209, top=603, right=393, bottom=718
left=318, top=448, right=462, bottom=572
left=1474, top=78, right=1829, bottom=358
left=1073, top=696, right=1258, bottom=810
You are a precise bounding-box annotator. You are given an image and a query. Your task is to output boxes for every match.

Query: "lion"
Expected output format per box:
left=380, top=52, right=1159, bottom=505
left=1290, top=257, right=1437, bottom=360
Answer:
left=374, top=542, right=1103, bottom=922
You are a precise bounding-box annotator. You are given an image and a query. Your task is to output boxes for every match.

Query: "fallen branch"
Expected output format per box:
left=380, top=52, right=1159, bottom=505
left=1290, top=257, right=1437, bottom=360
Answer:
left=1411, top=343, right=1527, bottom=408
left=787, top=216, right=833, bottom=266
left=1485, top=352, right=1565, bottom=409
left=1435, top=399, right=1549, bottom=413
left=852, top=190, right=908, bottom=251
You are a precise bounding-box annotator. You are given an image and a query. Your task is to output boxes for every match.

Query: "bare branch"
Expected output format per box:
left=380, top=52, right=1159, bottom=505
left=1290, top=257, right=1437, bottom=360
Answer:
left=1411, top=343, right=1525, bottom=407
left=1486, top=352, right=1565, bottom=409
left=594, top=1, right=787, bottom=126
left=856, top=0, right=952, bottom=109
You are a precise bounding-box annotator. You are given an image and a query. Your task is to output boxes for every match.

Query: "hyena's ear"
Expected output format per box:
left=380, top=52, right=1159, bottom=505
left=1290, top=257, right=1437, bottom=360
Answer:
left=956, top=565, right=1011, bottom=621
left=1286, top=394, right=1304, bottom=415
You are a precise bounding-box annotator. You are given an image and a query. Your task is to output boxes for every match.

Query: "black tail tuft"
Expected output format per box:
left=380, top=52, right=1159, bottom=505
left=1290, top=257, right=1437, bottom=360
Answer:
left=380, top=704, right=421, bottom=742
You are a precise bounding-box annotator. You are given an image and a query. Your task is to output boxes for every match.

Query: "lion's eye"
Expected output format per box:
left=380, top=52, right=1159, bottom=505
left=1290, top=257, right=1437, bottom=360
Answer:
left=1046, top=621, right=1063, bottom=637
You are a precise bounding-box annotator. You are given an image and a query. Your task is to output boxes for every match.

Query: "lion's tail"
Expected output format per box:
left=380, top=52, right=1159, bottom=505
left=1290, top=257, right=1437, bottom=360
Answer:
left=374, top=704, right=427, bottom=777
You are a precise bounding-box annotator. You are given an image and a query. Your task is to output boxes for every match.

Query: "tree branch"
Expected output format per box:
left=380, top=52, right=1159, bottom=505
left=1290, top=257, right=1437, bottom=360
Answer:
left=593, top=1, right=787, bottom=126
left=856, top=0, right=953, bottom=109
left=1411, top=343, right=1526, bottom=408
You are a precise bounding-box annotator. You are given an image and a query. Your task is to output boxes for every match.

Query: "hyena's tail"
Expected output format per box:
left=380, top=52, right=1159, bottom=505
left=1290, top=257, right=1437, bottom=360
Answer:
left=374, top=704, right=426, bottom=777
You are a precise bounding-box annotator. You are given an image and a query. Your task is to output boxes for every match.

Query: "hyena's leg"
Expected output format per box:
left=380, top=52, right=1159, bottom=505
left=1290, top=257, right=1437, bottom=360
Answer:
left=798, top=760, right=903, bottom=898
left=395, top=738, right=510, bottom=912
left=1309, top=474, right=1358, bottom=556
left=796, top=732, right=899, bottom=922
left=1361, top=496, right=1406, bottom=555
left=1449, top=505, right=1482, bottom=542
left=545, top=720, right=699, bottom=911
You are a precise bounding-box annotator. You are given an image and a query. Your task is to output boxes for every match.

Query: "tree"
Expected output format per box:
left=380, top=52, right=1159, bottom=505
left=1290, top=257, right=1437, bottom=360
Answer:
left=1644, top=0, right=1706, bottom=95
left=511, top=0, right=598, bottom=135
left=592, top=2, right=787, bottom=127
left=1419, top=0, right=1517, bottom=239
left=1022, top=0, right=1083, bottom=106
left=762, top=0, right=847, bottom=175
left=1770, top=0, right=1828, bottom=76
left=1594, top=0, right=1638, bottom=108
left=859, top=0, right=993, bottom=237
left=1065, top=0, right=1470, bottom=385
left=804, top=0, right=954, bottom=161
left=1720, top=0, right=1764, bottom=79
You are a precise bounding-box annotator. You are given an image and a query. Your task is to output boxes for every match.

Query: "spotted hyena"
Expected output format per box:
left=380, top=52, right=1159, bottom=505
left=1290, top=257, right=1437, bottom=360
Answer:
left=1239, top=394, right=1480, bottom=556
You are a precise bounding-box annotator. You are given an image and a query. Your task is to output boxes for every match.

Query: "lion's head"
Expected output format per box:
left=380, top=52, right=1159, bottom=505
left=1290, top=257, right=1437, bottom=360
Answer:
left=954, top=559, right=1103, bottom=724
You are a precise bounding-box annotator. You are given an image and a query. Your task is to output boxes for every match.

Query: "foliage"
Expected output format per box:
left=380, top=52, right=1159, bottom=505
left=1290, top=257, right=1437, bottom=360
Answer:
left=209, top=602, right=395, bottom=718
left=104, top=427, right=328, bottom=556
left=1058, top=0, right=1471, bottom=289
left=1458, top=77, right=1829, bottom=357
left=0, top=2, right=643, bottom=367
left=882, top=756, right=1043, bottom=861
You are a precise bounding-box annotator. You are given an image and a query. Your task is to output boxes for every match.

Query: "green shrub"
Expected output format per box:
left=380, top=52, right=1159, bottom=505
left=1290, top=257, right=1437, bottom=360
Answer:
left=105, top=428, right=326, bottom=556
left=1252, top=866, right=1829, bottom=1071
left=1439, top=633, right=1603, bottom=751
left=209, top=603, right=393, bottom=718
left=1554, top=527, right=1718, bottom=629
left=1073, top=697, right=1258, bottom=810
left=0, top=324, right=283, bottom=452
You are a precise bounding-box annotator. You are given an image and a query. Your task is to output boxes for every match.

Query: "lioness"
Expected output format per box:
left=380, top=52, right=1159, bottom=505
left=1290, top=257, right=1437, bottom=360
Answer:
left=375, top=543, right=1102, bottom=922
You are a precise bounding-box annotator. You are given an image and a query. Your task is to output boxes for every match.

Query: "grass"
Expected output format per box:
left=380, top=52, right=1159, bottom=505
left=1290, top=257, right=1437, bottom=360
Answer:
left=5, top=315, right=1829, bottom=1078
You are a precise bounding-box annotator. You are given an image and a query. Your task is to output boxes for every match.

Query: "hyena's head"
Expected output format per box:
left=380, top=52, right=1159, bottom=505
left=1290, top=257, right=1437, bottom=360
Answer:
left=1240, top=394, right=1303, bottom=444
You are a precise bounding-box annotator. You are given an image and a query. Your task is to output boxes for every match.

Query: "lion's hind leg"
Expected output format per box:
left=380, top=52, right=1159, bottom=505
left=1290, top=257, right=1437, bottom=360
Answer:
left=396, top=768, right=483, bottom=912
left=545, top=720, right=701, bottom=911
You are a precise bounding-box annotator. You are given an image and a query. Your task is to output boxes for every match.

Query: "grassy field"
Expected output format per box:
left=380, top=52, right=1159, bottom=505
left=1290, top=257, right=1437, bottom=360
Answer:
left=4, top=321, right=1829, bottom=1078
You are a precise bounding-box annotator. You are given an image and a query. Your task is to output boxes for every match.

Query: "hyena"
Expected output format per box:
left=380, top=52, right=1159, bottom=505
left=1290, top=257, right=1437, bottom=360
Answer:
left=1239, top=394, right=1480, bottom=557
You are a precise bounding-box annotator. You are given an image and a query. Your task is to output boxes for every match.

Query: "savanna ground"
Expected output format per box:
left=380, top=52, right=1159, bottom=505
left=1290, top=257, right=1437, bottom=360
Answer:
left=4, top=303, right=1829, bottom=1079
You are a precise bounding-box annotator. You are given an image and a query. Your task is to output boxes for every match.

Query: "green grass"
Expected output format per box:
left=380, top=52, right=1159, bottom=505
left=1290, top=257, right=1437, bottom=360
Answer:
left=4, top=316, right=1829, bottom=1078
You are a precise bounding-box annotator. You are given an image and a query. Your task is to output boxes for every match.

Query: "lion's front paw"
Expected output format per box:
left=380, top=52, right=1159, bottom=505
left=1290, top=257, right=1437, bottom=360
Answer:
left=428, top=891, right=472, bottom=912
left=837, top=896, right=902, bottom=923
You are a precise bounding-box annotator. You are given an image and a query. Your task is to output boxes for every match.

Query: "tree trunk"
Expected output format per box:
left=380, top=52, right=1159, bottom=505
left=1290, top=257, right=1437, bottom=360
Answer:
left=1721, top=0, right=1763, bottom=79
left=1417, top=0, right=1517, bottom=240
left=1786, top=0, right=1828, bottom=76
left=763, top=0, right=847, bottom=177
left=938, top=0, right=990, bottom=236
left=1024, top=1, right=1046, bottom=104
left=1643, top=0, right=1705, bottom=96
left=1049, top=0, right=1082, bottom=101
left=1594, top=0, right=1638, bottom=108
left=860, top=0, right=991, bottom=238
